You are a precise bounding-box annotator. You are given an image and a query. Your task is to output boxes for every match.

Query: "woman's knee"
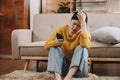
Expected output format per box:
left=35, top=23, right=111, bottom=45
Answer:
left=75, top=45, right=88, bottom=51
left=75, top=45, right=83, bottom=50
left=49, top=47, right=57, bottom=51
left=76, top=45, right=88, bottom=56
left=49, top=47, right=64, bottom=57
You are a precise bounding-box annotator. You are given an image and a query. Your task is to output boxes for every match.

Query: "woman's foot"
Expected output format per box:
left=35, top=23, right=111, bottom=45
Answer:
left=55, top=72, right=62, bottom=80
left=64, top=77, right=72, bottom=80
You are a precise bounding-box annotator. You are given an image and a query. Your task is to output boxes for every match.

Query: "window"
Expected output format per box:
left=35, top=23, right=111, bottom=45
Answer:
left=40, top=0, right=120, bottom=13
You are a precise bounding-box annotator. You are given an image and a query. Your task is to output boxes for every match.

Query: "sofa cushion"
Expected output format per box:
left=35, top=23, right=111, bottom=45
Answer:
left=89, top=41, right=120, bottom=58
left=20, top=41, right=48, bottom=57
left=20, top=40, right=120, bottom=58
left=91, top=27, right=120, bottom=44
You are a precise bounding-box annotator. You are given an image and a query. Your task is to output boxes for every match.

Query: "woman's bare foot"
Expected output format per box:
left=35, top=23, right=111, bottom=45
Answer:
left=55, top=72, right=62, bottom=80
left=64, top=77, right=72, bottom=80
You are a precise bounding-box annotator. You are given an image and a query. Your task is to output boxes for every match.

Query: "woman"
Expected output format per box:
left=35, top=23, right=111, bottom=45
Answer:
left=44, top=11, right=91, bottom=80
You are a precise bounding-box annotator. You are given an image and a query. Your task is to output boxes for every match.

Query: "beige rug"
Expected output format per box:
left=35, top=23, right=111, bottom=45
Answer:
left=0, top=70, right=120, bottom=80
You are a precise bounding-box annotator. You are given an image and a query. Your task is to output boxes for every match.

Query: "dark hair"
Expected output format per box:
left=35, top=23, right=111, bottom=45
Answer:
left=71, top=11, right=88, bottom=23
left=71, top=12, right=79, bottom=20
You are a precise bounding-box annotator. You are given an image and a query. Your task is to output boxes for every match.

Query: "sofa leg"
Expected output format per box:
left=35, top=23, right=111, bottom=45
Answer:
left=36, top=60, right=40, bottom=72
left=24, top=59, right=30, bottom=71
left=88, top=58, right=92, bottom=73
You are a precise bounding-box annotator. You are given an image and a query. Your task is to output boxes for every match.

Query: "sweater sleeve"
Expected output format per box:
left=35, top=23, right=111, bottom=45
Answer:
left=44, top=27, right=62, bottom=50
left=79, top=32, right=91, bottom=49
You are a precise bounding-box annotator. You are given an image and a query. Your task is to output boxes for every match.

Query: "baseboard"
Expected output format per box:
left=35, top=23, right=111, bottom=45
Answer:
left=0, top=54, right=12, bottom=59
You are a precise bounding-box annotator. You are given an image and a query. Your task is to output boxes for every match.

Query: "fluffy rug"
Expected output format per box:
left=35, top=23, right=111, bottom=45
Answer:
left=0, top=70, right=120, bottom=80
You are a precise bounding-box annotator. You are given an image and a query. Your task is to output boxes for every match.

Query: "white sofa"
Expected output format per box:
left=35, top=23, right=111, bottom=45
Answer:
left=11, top=13, right=120, bottom=72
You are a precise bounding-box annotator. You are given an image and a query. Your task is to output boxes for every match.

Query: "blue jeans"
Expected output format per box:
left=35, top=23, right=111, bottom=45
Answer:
left=47, top=45, right=88, bottom=77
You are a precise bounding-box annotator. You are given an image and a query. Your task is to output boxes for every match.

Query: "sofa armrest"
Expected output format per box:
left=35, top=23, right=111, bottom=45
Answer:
left=11, top=29, right=32, bottom=59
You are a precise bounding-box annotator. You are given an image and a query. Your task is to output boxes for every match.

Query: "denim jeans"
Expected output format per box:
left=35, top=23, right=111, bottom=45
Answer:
left=47, top=45, right=88, bottom=77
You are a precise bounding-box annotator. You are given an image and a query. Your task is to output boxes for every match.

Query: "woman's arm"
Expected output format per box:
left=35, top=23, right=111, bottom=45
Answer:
left=77, top=11, right=88, bottom=33
left=44, top=26, right=65, bottom=50
left=77, top=11, right=91, bottom=48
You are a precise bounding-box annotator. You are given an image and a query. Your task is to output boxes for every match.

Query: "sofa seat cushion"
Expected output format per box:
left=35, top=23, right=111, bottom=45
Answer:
left=89, top=41, right=120, bottom=58
left=20, top=40, right=120, bottom=58
left=20, top=41, right=48, bottom=57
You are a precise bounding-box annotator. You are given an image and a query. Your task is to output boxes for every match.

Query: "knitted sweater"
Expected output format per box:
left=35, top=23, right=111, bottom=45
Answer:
left=44, top=24, right=91, bottom=60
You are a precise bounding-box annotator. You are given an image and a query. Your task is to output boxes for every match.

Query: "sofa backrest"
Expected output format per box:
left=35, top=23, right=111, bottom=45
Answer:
left=33, top=14, right=72, bottom=41
left=33, top=13, right=120, bottom=41
left=87, top=13, right=120, bottom=32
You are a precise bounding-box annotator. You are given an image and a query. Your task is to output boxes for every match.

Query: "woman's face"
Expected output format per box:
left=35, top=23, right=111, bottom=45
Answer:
left=69, top=19, right=81, bottom=35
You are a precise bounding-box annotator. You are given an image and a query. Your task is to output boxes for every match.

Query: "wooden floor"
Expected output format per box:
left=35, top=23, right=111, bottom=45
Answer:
left=0, top=58, right=48, bottom=76
left=0, top=58, right=120, bottom=76
left=0, top=58, right=25, bottom=76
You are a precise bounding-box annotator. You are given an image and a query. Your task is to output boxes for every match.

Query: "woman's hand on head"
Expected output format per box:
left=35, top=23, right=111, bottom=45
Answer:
left=77, top=11, right=88, bottom=33
left=77, top=11, right=86, bottom=23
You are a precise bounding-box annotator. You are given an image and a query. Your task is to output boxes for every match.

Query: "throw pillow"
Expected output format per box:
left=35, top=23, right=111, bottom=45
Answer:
left=91, top=26, right=120, bottom=44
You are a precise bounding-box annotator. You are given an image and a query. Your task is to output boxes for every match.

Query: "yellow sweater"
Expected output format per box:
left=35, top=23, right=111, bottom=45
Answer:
left=44, top=24, right=91, bottom=60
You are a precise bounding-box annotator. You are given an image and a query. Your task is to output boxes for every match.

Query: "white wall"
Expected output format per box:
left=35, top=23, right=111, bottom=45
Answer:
left=108, top=0, right=120, bottom=13
left=30, top=0, right=40, bottom=30
left=29, top=0, right=120, bottom=29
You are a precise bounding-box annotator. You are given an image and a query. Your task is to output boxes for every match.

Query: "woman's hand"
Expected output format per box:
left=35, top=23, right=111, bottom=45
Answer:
left=77, top=11, right=88, bottom=33
left=55, top=39, right=65, bottom=47
left=77, top=11, right=86, bottom=23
